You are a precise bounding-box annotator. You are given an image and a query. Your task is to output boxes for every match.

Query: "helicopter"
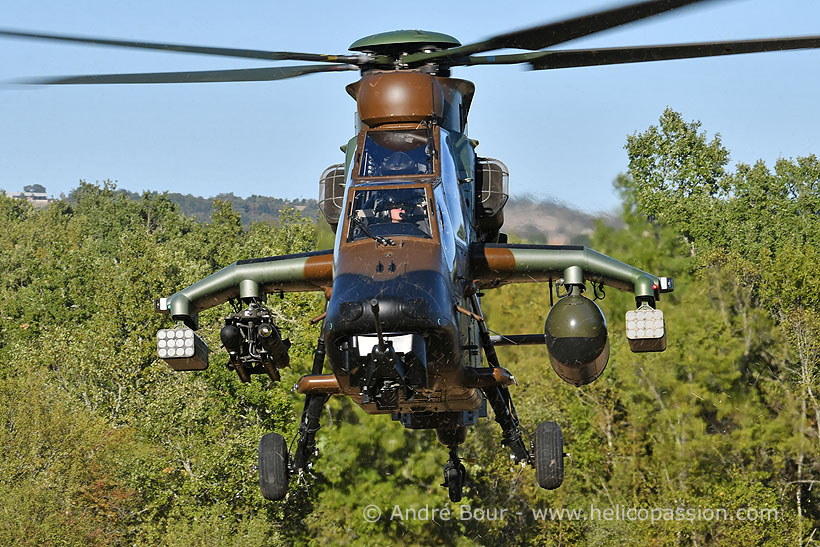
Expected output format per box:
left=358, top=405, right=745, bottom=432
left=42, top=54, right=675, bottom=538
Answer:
left=4, top=0, right=820, bottom=503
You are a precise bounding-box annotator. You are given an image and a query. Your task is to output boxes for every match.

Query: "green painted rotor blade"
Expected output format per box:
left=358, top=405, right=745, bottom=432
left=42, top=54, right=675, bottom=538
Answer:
left=20, top=64, right=359, bottom=85
left=464, top=35, right=820, bottom=68
left=403, top=0, right=711, bottom=65
left=0, top=28, right=363, bottom=64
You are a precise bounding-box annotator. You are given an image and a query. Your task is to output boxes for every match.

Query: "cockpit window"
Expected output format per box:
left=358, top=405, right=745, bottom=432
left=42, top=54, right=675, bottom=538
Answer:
left=347, top=188, right=432, bottom=242
left=359, top=130, right=433, bottom=177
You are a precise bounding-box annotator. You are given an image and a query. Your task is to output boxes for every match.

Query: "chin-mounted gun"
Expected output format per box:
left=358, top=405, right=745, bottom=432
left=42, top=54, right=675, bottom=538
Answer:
left=219, top=300, right=291, bottom=383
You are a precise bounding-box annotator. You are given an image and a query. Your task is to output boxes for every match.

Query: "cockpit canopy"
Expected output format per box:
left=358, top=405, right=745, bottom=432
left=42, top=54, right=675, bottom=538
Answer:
left=359, top=130, right=434, bottom=178
left=347, top=187, right=432, bottom=242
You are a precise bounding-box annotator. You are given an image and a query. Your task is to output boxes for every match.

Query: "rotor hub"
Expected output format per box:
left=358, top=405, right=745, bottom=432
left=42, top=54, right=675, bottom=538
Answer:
left=349, top=30, right=460, bottom=57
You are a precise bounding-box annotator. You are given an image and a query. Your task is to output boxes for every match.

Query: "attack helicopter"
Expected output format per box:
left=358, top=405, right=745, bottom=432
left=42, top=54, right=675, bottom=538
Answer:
left=4, top=0, right=820, bottom=503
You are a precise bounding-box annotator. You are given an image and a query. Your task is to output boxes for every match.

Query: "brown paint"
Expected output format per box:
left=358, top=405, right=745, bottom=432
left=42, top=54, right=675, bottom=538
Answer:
left=309, top=311, right=327, bottom=325
left=455, top=305, right=483, bottom=323
left=335, top=182, right=444, bottom=280
left=461, top=366, right=515, bottom=388
left=470, top=246, right=516, bottom=289
left=354, top=72, right=445, bottom=127
left=304, top=253, right=333, bottom=285
left=470, top=246, right=572, bottom=288
left=335, top=238, right=442, bottom=279
left=296, top=374, right=340, bottom=394
left=481, top=246, right=516, bottom=271
left=346, top=75, right=475, bottom=133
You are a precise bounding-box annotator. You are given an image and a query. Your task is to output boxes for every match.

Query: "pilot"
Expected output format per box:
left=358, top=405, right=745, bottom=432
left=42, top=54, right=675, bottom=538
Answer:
left=376, top=195, right=407, bottom=223
left=380, top=151, right=416, bottom=175
left=373, top=193, right=429, bottom=237
left=379, top=151, right=428, bottom=176
left=389, top=202, right=407, bottom=223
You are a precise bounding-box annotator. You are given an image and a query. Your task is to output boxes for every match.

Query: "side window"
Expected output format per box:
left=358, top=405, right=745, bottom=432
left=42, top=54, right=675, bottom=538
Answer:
left=434, top=186, right=456, bottom=268
left=441, top=132, right=468, bottom=244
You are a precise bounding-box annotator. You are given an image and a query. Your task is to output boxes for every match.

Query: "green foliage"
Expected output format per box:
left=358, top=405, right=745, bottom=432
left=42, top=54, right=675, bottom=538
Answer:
left=626, top=109, right=729, bottom=237
left=23, top=183, right=47, bottom=193
left=626, top=109, right=820, bottom=542
left=113, top=188, right=320, bottom=227
left=0, top=182, right=321, bottom=543
left=469, top=198, right=804, bottom=545
left=626, top=108, right=820, bottom=313
left=1, top=134, right=817, bottom=546
left=0, top=371, right=145, bottom=545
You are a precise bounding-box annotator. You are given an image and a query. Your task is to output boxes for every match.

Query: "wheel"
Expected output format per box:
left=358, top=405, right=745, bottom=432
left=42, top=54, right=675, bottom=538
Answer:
left=535, top=421, right=564, bottom=490
left=259, top=432, right=289, bottom=500
left=446, top=463, right=466, bottom=502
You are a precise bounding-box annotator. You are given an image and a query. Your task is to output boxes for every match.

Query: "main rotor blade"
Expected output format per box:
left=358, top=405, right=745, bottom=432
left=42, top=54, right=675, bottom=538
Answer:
left=19, top=64, right=358, bottom=85
left=0, top=28, right=363, bottom=64
left=464, top=36, right=820, bottom=69
left=403, top=0, right=712, bottom=65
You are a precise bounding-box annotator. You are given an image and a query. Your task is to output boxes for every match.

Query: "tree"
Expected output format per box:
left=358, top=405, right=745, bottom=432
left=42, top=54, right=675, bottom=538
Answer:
left=1, top=170, right=815, bottom=543
left=0, top=183, right=321, bottom=543
left=626, top=108, right=820, bottom=541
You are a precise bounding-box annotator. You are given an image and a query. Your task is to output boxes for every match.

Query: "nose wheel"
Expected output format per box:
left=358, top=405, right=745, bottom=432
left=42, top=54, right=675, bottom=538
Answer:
left=441, top=447, right=467, bottom=502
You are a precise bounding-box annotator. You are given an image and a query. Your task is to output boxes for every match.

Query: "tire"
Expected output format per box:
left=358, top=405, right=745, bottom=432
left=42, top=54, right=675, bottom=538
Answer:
left=535, top=421, right=564, bottom=490
left=259, top=432, right=289, bottom=501
left=446, top=463, right=465, bottom=503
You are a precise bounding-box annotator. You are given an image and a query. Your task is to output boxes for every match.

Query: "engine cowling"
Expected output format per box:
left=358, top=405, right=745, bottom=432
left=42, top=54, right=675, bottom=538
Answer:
left=544, top=293, right=609, bottom=386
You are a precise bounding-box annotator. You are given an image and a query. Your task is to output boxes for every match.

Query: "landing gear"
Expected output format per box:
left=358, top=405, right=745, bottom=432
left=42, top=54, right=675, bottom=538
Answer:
left=437, top=426, right=468, bottom=502
left=293, top=327, right=330, bottom=474
left=441, top=446, right=467, bottom=502
left=469, top=290, right=532, bottom=465
left=292, top=393, right=329, bottom=472
left=534, top=421, right=564, bottom=490
left=483, top=385, right=531, bottom=463
left=469, top=288, right=568, bottom=491
left=258, top=432, right=289, bottom=500
left=259, top=325, right=329, bottom=501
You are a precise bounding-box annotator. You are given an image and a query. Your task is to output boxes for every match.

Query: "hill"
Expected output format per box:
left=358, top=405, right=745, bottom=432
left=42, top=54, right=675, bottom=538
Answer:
left=501, top=196, right=617, bottom=245
left=116, top=189, right=319, bottom=226
left=8, top=182, right=611, bottom=244
left=121, top=188, right=612, bottom=244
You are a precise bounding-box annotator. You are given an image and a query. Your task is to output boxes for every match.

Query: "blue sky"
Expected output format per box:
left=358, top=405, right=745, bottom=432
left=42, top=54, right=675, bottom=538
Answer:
left=1, top=0, right=819, bottom=212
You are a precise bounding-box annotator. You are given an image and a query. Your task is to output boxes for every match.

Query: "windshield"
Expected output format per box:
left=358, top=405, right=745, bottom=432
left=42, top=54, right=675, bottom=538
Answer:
left=347, top=187, right=433, bottom=242
left=359, top=130, right=433, bottom=177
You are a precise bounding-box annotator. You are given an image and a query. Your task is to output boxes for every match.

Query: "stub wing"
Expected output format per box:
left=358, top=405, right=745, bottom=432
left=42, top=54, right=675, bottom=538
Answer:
left=156, top=250, right=333, bottom=329
left=470, top=243, right=674, bottom=355
left=469, top=243, right=672, bottom=298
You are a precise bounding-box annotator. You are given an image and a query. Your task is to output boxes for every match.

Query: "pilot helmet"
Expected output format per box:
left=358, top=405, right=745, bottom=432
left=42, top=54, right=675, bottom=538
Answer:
left=381, top=151, right=415, bottom=173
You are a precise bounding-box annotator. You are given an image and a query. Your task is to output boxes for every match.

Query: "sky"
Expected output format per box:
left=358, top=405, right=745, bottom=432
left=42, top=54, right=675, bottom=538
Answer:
left=1, top=0, right=819, bottom=213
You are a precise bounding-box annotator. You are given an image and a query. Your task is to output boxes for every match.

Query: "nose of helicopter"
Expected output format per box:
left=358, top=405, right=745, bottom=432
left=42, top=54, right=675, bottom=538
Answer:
left=324, top=270, right=456, bottom=339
